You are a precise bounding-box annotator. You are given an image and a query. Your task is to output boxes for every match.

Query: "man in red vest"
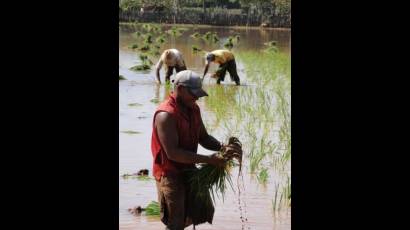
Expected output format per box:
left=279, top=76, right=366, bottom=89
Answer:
left=151, top=70, right=242, bottom=230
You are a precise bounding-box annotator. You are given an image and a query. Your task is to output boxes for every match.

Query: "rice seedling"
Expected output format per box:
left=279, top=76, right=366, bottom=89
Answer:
left=150, top=98, right=159, bottom=104
left=121, top=130, right=141, bottom=134
left=202, top=31, right=213, bottom=41
left=186, top=137, right=243, bottom=204
left=257, top=167, right=269, bottom=184
left=166, top=26, right=186, bottom=37
left=192, top=45, right=202, bottom=53
left=190, top=32, right=201, bottom=39
left=213, top=32, right=220, bottom=42
left=121, top=174, right=152, bottom=181
left=130, top=54, right=153, bottom=72
left=138, top=44, right=150, bottom=52
left=142, top=23, right=152, bottom=32
left=130, top=64, right=151, bottom=71
left=119, top=75, right=126, bottom=80
left=264, top=41, right=276, bottom=47
left=128, top=103, right=142, bottom=107
left=144, top=201, right=160, bottom=216
left=223, top=37, right=234, bottom=49
left=155, top=35, right=166, bottom=44
left=129, top=43, right=138, bottom=49
left=133, top=31, right=141, bottom=38
left=234, top=34, right=240, bottom=42
left=143, top=33, right=153, bottom=44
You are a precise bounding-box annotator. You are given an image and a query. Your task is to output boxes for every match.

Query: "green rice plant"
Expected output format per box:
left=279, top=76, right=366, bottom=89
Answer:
left=155, top=35, right=166, bottom=44
left=257, top=167, right=269, bottom=184
left=190, top=32, right=201, bottom=39
left=186, top=137, right=242, bottom=204
left=129, top=43, right=138, bottom=49
left=223, top=36, right=234, bottom=49
left=202, top=31, right=213, bottom=41
left=121, top=130, right=141, bottom=134
left=143, top=33, right=154, bottom=44
left=150, top=98, right=159, bottom=104
left=145, top=201, right=160, bottom=216
left=142, top=23, right=153, bottom=32
left=138, top=44, right=150, bottom=52
left=130, top=64, right=151, bottom=71
left=166, top=26, right=186, bottom=37
left=234, top=34, right=240, bottom=42
left=192, top=45, right=202, bottom=53
left=128, top=103, right=142, bottom=107
left=133, top=31, right=142, bottom=38
left=272, top=183, right=280, bottom=212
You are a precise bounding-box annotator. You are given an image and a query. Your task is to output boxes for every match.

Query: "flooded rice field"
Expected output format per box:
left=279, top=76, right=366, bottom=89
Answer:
left=119, top=23, right=291, bottom=230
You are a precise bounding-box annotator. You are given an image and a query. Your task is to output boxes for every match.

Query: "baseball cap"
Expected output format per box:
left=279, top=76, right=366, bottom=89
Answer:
left=171, top=70, right=208, bottom=97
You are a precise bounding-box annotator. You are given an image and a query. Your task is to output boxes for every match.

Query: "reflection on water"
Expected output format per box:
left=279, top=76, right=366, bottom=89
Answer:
left=119, top=24, right=291, bottom=230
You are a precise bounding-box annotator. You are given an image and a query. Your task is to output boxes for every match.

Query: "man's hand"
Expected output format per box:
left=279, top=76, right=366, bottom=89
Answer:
left=221, top=143, right=243, bottom=160
left=207, top=153, right=226, bottom=168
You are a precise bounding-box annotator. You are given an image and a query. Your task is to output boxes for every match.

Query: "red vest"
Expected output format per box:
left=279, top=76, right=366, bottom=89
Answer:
left=151, top=93, right=201, bottom=181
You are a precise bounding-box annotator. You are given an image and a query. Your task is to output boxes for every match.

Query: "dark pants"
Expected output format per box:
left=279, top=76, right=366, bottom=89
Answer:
left=156, top=173, right=214, bottom=230
left=156, top=175, right=190, bottom=230
left=165, top=65, right=187, bottom=82
left=215, top=59, right=240, bottom=85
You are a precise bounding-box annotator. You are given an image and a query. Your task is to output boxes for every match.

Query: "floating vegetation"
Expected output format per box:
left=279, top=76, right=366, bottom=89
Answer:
left=145, top=201, right=160, bottom=216
left=150, top=98, right=159, bottom=104
left=234, top=34, right=240, bottom=42
left=264, top=40, right=277, bottom=47
left=192, top=45, right=202, bottom=53
left=133, top=31, right=142, bottom=37
left=190, top=32, right=201, bottom=39
left=143, top=33, right=153, bottom=44
left=202, top=31, right=213, bottom=41
left=130, top=64, right=151, bottom=71
left=138, top=44, right=150, bottom=52
left=166, top=26, right=187, bottom=37
left=121, top=174, right=152, bottom=181
left=212, top=32, right=220, bottom=42
left=223, top=36, right=237, bottom=49
left=155, top=35, right=166, bottom=44
left=263, top=40, right=278, bottom=53
left=128, top=103, right=142, bottom=107
left=121, top=130, right=141, bottom=134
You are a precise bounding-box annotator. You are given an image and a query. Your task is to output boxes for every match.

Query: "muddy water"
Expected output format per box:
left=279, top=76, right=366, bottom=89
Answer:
left=119, top=24, right=290, bottom=230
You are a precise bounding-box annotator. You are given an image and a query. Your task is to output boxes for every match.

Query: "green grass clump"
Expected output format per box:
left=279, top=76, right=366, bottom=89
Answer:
left=145, top=201, right=160, bottom=216
left=130, top=64, right=151, bottom=71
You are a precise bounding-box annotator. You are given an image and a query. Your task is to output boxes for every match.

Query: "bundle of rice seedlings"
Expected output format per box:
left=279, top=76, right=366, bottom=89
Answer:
left=184, top=137, right=242, bottom=225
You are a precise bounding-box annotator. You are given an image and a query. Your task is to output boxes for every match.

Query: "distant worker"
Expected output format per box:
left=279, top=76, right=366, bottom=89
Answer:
left=155, top=49, right=187, bottom=84
left=203, top=49, right=240, bottom=85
